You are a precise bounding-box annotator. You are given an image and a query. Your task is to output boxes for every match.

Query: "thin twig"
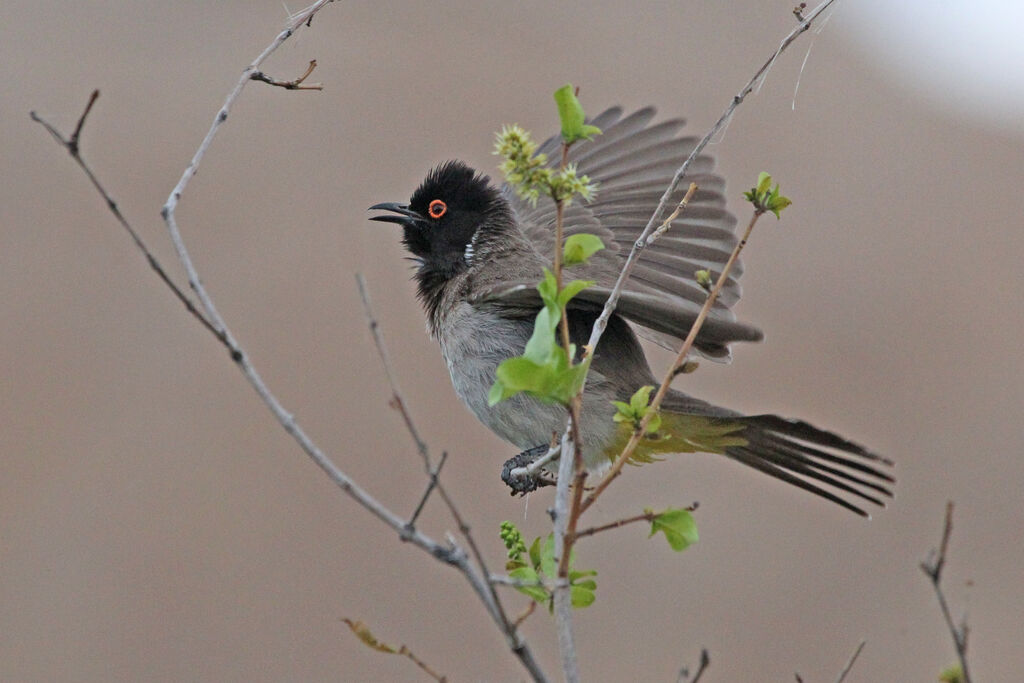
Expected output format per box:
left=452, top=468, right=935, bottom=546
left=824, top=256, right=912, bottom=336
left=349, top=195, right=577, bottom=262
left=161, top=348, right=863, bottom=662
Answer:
left=648, top=182, right=699, bottom=244
left=551, top=424, right=579, bottom=683
left=574, top=502, right=698, bottom=541
left=397, top=644, right=448, bottom=683
left=834, top=640, right=866, bottom=683
left=573, top=512, right=655, bottom=540
left=408, top=452, right=448, bottom=527
left=677, top=649, right=711, bottom=683
left=489, top=574, right=550, bottom=590
left=548, top=5, right=836, bottom=672
left=251, top=59, right=324, bottom=90
left=30, top=92, right=223, bottom=343
left=68, top=89, right=100, bottom=154
left=921, top=501, right=972, bottom=683
left=513, top=600, right=537, bottom=628
left=356, top=272, right=431, bottom=469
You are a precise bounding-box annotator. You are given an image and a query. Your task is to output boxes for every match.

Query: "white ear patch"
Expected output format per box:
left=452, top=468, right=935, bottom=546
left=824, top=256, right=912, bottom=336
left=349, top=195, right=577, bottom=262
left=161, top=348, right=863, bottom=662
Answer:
left=463, top=239, right=475, bottom=265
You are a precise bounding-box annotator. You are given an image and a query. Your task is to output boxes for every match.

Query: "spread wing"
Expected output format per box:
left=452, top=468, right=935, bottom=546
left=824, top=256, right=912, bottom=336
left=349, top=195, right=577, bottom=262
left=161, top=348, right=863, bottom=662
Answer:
left=477, top=106, right=762, bottom=360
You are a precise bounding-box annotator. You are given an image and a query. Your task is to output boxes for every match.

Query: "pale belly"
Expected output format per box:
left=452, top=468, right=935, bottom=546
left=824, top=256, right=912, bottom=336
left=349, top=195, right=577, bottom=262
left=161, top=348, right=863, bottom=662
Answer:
left=435, top=302, right=617, bottom=469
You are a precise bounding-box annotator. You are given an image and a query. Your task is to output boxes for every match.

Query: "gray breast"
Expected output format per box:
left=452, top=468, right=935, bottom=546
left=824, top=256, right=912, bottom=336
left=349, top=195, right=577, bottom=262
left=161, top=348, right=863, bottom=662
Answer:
left=435, top=301, right=618, bottom=470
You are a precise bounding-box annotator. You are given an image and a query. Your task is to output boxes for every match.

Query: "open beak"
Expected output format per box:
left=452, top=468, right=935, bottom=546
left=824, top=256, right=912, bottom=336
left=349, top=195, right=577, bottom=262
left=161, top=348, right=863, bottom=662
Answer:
left=368, top=202, right=426, bottom=229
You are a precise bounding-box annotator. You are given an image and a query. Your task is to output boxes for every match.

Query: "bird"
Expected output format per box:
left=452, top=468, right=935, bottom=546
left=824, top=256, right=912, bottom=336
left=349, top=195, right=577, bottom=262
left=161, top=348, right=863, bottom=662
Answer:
left=370, top=106, right=893, bottom=517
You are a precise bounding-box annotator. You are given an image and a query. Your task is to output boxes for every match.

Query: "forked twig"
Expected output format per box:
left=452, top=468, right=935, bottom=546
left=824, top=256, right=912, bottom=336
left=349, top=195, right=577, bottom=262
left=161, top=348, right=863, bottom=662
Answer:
left=30, top=91, right=223, bottom=343
left=921, top=502, right=972, bottom=683
left=648, top=182, right=699, bottom=243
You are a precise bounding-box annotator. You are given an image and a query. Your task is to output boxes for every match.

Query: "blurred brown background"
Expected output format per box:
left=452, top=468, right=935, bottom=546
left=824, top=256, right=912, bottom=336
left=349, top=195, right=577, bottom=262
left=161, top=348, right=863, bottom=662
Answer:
left=4, top=2, right=1022, bottom=681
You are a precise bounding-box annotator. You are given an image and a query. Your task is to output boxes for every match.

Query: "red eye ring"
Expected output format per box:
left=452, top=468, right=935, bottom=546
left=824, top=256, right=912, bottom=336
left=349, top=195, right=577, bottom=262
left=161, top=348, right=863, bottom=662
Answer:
left=428, top=199, right=447, bottom=219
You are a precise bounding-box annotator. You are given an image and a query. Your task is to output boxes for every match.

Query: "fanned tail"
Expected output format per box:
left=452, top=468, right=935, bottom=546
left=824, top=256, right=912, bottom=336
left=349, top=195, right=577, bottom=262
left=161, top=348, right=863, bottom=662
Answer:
left=723, top=414, right=894, bottom=517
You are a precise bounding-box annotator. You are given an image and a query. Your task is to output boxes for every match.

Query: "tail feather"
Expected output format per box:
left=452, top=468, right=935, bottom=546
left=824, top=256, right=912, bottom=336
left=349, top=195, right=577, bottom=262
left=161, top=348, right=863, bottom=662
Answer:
left=724, top=447, right=877, bottom=517
left=757, top=434, right=893, bottom=496
left=722, top=414, right=894, bottom=517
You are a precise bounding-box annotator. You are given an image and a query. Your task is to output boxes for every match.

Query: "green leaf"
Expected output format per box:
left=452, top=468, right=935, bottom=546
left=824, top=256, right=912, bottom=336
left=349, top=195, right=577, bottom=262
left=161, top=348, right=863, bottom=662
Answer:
left=768, top=192, right=792, bottom=219
left=744, top=171, right=792, bottom=218
left=558, top=279, right=594, bottom=310
left=649, top=508, right=699, bottom=552
left=537, top=268, right=559, bottom=309
left=756, top=171, right=772, bottom=196
left=630, top=385, right=654, bottom=412
left=539, top=534, right=557, bottom=579
left=494, top=357, right=544, bottom=391
left=522, top=306, right=558, bottom=362
left=611, top=401, right=632, bottom=423
left=554, top=84, right=602, bottom=144
left=563, top=233, right=605, bottom=266
left=645, top=412, right=662, bottom=435
left=528, top=536, right=542, bottom=571
left=509, top=566, right=549, bottom=603
left=570, top=584, right=596, bottom=608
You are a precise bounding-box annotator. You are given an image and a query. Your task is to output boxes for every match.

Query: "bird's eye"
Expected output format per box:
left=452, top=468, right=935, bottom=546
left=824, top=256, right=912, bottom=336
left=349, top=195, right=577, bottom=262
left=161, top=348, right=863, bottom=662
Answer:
left=428, top=199, right=447, bottom=219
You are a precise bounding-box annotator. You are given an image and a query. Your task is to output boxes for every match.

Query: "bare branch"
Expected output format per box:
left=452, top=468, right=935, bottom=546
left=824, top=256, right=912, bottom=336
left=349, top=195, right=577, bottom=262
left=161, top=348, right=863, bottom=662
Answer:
left=68, top=88, right=100, bottom=153
left=356, top=272, right=431, bottom=470
left=648, top=182, right=699, bottom=244
left=513, top=600, right=537, bottom=628
left=573, top=512, right=655, bottom=540
left=921, top=502, right=972, bottom=683
left=408, top=452, right=448, bottom=527
left=834, top=640, right=866, bottom=683
left=30, top=91, right=223, bottom=343
left=251, top=59, right=324, bottom=90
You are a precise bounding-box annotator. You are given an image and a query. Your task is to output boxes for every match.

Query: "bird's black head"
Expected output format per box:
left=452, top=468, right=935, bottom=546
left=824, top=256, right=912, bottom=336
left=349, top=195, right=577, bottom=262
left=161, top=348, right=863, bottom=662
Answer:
left=370, top=161, right=510, bottom=324
left=370, top=161, right=504, bottom=274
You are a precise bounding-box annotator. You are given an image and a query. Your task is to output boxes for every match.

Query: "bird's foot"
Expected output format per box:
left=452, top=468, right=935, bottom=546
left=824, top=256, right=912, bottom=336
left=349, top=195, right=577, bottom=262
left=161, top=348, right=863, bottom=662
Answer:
left=501, top=445, right=557, bottom=495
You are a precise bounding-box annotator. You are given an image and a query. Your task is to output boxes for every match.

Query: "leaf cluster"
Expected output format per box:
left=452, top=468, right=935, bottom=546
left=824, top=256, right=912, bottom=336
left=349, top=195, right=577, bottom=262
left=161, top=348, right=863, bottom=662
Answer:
left=612, top=384, right=662, bottom=435
left=743, top=171, right=792, bottom=219
left=502, top=522, right=597, bottom=609
left=488, top=268, right=595, bottom=406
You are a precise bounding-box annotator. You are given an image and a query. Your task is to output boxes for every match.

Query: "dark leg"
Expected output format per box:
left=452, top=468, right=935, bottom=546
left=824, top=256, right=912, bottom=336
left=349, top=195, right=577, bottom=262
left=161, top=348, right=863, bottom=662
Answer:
left=501, top=445, right=557, bottom=495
